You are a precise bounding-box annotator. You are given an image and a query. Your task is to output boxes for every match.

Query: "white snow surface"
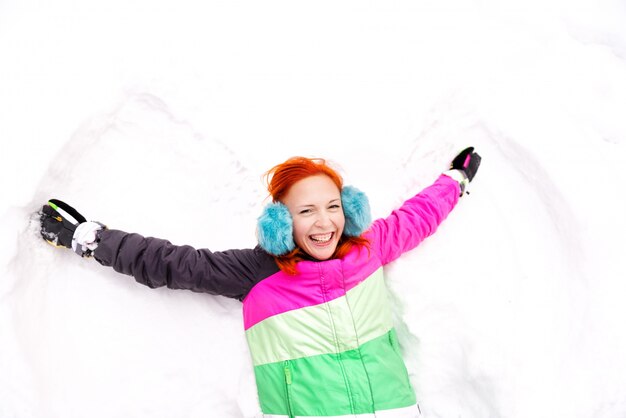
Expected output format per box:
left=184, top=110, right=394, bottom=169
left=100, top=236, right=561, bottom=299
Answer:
left=1, top=1, right=626, bottom=417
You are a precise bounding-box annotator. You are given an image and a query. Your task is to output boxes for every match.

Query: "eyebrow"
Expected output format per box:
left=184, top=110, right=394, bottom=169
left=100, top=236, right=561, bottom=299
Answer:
left=298, top=198, right=341, bottom=208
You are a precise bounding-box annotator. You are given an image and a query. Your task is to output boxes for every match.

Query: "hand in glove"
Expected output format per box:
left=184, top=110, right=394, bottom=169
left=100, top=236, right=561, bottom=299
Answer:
left=40, top=199, right=104, bottom=257
left=450, top=146, right=481, bottom=182
left=445, top=146, right=482, bottom=196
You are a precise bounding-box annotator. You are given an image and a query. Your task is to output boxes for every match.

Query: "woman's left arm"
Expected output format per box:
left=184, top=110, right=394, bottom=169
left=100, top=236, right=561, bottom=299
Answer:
left=367, top=147, right=481, bottom=264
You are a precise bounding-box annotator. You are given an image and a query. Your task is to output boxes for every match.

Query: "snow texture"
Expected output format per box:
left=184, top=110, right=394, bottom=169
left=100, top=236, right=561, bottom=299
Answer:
left=1, top=1, right=626, bottom=417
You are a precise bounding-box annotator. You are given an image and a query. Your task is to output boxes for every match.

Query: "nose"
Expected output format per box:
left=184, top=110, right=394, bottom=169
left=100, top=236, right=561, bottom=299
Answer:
left=314, top=210, right=333, bottom=228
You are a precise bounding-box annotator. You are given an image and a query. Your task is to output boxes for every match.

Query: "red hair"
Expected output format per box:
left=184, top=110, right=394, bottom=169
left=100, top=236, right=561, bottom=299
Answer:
left=264, top=157, right=369, bottom=275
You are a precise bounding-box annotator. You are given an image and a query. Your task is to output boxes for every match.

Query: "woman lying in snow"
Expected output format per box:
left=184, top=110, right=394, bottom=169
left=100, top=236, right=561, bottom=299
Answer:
left=39, top=147, right=481, bottom=418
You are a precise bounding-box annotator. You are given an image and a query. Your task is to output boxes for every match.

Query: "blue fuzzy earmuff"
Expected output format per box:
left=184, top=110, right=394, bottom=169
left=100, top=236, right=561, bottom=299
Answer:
left=256, top=202, right=295, bottom=256
left=257, top=185, right=372, bottom=256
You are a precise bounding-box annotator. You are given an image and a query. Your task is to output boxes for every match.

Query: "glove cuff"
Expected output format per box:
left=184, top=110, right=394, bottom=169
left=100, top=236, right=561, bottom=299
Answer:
left=443, top=169, right=469, bottom=196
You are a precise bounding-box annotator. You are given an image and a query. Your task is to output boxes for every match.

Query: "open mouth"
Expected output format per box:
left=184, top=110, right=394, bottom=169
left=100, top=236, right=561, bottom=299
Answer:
left=309, top=232, right=334, bottom=244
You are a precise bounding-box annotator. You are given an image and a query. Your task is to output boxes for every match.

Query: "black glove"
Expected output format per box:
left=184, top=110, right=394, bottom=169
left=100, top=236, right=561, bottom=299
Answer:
left=40, top=199, right=87, bottom=249
left=450, top=146, right=481, bottom=182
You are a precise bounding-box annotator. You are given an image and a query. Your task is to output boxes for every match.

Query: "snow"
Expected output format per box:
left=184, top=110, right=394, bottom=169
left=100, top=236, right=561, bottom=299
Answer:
left=1, top=1, right=626, bottom=417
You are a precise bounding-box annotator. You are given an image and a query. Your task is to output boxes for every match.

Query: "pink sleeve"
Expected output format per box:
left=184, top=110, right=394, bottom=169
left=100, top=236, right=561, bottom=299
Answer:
left=366, top=174, right=460, bottom=265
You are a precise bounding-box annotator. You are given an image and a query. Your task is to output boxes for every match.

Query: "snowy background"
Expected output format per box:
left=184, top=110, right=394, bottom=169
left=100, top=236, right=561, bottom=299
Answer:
left=2, top=1, right=626, bottom=417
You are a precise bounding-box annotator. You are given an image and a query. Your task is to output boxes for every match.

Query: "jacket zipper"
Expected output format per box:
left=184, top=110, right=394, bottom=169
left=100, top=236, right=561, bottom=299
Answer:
left=284, top=360, right=294, bottom=418
left=318, top=263, right=356, bottom=414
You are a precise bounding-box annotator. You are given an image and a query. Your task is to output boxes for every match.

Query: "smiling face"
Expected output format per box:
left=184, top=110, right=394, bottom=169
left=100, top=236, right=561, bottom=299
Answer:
left=282, top=174, right=345, bottom=261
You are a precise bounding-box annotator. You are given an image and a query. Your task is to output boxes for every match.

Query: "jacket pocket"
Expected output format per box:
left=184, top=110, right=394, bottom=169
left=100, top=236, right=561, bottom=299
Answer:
left=284, top=360, right=294, bottom=418
left=388, top=331, right=414, bottom=390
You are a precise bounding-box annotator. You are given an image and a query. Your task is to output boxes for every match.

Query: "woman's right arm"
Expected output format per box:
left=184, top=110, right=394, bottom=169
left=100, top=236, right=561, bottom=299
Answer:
left=93, top=229, right=273, bottom=300
left=40, top=200, right=277, bottom=300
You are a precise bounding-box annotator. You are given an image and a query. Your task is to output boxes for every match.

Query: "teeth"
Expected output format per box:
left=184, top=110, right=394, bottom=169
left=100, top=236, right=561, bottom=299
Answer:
left=310, top=233, right=332, bottom=243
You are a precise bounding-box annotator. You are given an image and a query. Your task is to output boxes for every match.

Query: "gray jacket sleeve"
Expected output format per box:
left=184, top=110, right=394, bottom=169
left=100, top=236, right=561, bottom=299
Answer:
left=93, top=229, right=278, bottom=301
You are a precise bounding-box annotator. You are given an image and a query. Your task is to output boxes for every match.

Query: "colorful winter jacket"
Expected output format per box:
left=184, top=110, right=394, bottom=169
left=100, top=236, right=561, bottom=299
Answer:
left=93, top=174, right=460, bottom=418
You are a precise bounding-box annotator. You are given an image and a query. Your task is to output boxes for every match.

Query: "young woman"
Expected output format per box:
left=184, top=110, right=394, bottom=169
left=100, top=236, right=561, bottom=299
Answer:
left=40, top=147, right=481, bottom=418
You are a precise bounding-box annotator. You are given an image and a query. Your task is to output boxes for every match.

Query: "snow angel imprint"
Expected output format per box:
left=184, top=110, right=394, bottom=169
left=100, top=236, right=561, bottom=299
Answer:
left=39, top=148, right=482, bottom=418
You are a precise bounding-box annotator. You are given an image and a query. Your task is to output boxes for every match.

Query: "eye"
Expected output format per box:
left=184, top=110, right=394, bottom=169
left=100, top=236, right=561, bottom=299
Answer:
left=299, top=209, right=312, bottom=215
left=329, top=204, right=341, bottom=210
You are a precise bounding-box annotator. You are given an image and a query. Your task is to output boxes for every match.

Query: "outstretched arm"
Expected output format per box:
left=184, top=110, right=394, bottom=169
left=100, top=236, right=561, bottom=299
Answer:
left=94, top=229, right=269, bottom=299
left=367, top=147, right=481, bottom=264
left=39, top=200, right=275, bottom=300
